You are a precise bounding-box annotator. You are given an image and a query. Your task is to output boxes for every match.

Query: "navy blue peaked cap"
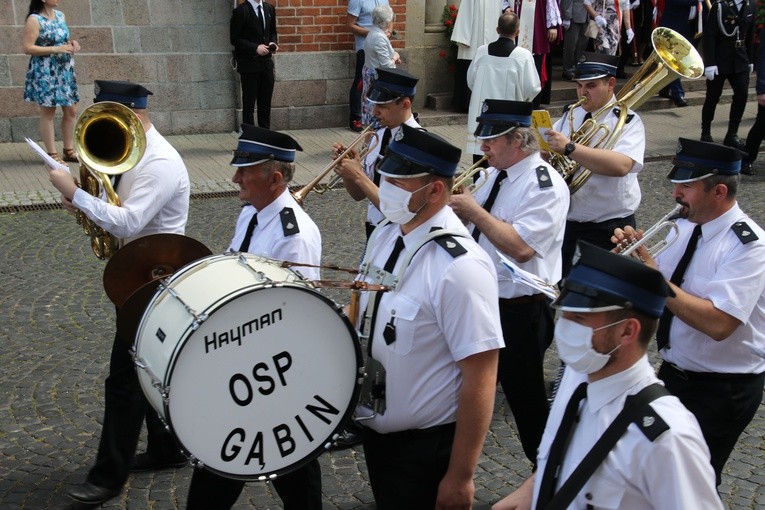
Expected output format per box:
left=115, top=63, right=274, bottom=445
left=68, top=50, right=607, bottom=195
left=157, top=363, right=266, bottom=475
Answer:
left=231, top=124, right=303, bottom=167
left=368, top=68, right=419, bottom=104
left=552, top=242, right=674, bottom=318
left=575, top=52, right=618, bottom=80
left=668, top=138, right=741, bottom=182
left=94, top=80, right=153, bottom=108
left=378, top=124, right=461, bottom=178
left=475, top=99, right=532, bottom=139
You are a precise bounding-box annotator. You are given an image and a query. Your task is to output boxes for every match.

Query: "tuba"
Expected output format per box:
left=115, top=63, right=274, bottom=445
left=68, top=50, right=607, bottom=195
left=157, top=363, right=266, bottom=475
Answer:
left=74, top=101, right=147, bottom=260
left=550, top=27, right=703, bottom=194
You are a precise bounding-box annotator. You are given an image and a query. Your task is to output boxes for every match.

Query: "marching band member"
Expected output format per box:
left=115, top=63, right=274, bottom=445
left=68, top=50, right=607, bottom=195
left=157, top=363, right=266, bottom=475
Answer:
left=46, top=80, right=190, bottom=506
left=357, top=124, right=504, bottom=508
left=450, top=99, right=569, bottom=466
left=333, top=67, right=420, bottom=239
left=186, top=124, right=322, bottom=509
left=613, top=138, right=765, bottom=486
left=492, top=242, right=722, bottom=510
left=546, top=52, right=646, bottom=275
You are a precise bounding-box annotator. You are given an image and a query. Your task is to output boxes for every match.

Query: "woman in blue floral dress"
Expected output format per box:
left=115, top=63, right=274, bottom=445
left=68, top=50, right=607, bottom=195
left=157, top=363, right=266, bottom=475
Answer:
left=22, top=0, right=80, bottom=164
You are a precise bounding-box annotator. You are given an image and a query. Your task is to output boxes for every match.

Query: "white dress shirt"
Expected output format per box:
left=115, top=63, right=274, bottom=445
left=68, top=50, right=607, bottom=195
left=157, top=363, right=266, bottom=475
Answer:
left=470, top=153, right=569, bottom=298
left=228, top=188, right=322, bottom=281
left=533, top=357, right=723, bottom=509
left=656, top=205, right=765, bottom=374
left=553, top=97, right=645, bottom=223
left=72, top=125, right=190, bottom=244
left=359, top=206, right=504, bottom=433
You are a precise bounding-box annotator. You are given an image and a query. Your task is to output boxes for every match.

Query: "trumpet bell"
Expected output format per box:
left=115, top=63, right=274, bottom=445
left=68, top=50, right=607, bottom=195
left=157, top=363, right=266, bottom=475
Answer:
left=75, top=101, right=147, bottom=176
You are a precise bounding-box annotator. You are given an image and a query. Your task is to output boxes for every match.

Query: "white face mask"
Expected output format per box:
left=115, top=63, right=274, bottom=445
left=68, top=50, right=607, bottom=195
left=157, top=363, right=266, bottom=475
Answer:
left=554, top=317, right=627, bottom=374
left=378, top=179, right=431, bottom=225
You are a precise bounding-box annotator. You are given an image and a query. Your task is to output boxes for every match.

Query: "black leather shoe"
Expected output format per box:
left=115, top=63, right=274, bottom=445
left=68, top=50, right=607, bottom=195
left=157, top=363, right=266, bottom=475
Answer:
left=658, top=89, right=671, bottom=99
left=741, top=160, right=755, bottom=175
left=329, top=429, right=363, bottom=451
left=723, top=134, right=746, bottom=151
left=673, top=96, right=688, bottom=107
left=130, top=452, right=187, bottom=472
left=68, top=482, right=121, bottom=504
left=700, top=133, right=714, bottom=143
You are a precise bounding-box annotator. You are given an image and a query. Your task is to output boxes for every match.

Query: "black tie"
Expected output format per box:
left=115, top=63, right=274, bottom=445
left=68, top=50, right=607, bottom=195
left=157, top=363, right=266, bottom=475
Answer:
left=256, top=4, right=264, bottom=30
left=580, top=111, right=592, bottom=129
left=373, top=128, right=392, bottom=187
left=366, top=236, right=405, bottom=352
left=238, top=211, right=258, bottom=252
left=471, top=170, right=507, bottom=241
left=536, top=382, right=588, bottom=510
left=656, top=224, right=702, bottom=350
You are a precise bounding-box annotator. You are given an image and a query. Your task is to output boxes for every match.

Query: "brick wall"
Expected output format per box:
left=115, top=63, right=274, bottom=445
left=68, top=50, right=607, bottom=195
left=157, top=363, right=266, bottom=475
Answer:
left=274, top=0, right=407, bottom=53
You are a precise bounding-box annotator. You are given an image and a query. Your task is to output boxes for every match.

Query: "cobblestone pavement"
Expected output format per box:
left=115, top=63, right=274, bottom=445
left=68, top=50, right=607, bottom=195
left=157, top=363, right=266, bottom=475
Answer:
left=1, top=133, right=764, bottom=508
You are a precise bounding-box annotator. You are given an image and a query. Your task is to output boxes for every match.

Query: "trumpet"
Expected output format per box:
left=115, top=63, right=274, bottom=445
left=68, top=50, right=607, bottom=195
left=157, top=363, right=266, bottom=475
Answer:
left=452, top=155, right=489, bottom=194
left=616, top=204, right=683, bottom=258
left=292, top=125, right=379, bottom=205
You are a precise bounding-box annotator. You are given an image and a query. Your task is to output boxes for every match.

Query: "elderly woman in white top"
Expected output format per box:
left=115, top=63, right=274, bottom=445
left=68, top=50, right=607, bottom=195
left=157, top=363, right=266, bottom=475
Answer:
left=362, top=4, right=401, bottom=128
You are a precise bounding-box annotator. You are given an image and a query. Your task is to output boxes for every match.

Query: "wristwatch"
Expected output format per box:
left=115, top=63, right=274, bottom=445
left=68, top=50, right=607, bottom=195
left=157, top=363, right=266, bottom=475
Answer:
left=563, top=142, right=577, bottom=156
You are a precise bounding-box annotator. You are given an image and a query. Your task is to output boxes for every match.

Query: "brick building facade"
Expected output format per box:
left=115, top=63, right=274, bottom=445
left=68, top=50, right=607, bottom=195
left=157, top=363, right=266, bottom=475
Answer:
left=1, top=0, right=457, bottom=142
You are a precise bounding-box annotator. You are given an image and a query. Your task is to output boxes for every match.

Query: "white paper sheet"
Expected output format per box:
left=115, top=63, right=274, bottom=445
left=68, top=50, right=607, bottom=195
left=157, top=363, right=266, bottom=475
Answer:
left=25, top=137, right=70, bottom=173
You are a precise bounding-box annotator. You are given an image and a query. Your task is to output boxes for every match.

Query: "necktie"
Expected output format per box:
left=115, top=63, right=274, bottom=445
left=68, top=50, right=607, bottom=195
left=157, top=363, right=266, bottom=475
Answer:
left=366, top=236, right=405, bottom=351
left=536, top=382, right=589, bottom=510
left=238, top=211, right=258, bottom=252
left=471, top=170, right=507, bottom=241
left=656, top=224, right=702, bottom=350
left=373, top=128, right=392, bottom=187
left=256, top=4, right=264, bottom=30
left=580, top=111, right=592, bottom=129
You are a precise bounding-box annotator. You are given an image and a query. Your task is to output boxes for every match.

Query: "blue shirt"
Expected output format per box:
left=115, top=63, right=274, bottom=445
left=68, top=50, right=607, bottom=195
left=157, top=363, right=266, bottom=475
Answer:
left=348, top=0, right=389, bottom=51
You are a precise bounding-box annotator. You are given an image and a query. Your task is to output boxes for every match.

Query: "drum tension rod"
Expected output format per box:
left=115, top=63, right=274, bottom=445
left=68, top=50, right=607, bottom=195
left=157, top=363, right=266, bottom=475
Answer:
left=159, top=280, right=208, bottom=330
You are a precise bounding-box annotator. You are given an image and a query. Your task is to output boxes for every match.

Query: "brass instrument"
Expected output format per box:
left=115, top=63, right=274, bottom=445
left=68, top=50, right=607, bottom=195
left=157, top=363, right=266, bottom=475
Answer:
left=74, top=101, right=147, bottom=259
left=550, top=27, right=703, bottom=194
left=617, top=204, right=683, bottom=258
left=292, top=125, right=379, bottom=206
left=452, top=155, right=489, bottom=194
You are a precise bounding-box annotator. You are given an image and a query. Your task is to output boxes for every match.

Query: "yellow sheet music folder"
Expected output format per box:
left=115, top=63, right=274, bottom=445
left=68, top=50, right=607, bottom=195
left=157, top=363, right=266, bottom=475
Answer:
left=531, top=110, right=552, bottom=151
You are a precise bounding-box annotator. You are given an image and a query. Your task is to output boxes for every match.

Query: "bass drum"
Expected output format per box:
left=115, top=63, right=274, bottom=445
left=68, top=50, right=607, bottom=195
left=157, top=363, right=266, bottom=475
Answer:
left=133, top=253, right=362, bottom=480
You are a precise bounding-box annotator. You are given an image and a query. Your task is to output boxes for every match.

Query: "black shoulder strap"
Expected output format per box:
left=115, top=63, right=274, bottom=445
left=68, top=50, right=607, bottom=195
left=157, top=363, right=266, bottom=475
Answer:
left=542, top=383, right=670, bottom=510
left=280, top=207, right=300, bottom=236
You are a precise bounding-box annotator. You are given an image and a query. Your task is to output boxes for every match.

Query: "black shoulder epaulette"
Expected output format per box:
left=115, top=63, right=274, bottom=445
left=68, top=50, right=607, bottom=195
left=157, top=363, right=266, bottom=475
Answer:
left=563, top=101, right=578, bottom=113
left=732, top=221, right=759, bottom=244
left=280, top=207, right=300, bottom=237
left=612, top=108, right=635, bottom=123
left=433, top=235, right=468, bottom=258
left=536, top=165, right=553, bottom=189
left=634, top=405, right=669, bottom=441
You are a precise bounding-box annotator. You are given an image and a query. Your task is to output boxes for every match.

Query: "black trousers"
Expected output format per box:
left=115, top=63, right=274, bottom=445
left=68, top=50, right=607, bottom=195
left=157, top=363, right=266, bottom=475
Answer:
left=701, top=70, right=750, bottom=136
left=240, top=68, right=275, bottom=129
left=453, top=59, right=471, bottom=112
left=349, top=49, right=365, bottom=121
left=86, top=333, right=180, bottom=490
left=658, top=362, right=765, bottom=485
left=562, top=214, right=636, bottom=277
left=362, top=423, right=455, bottom=510
left=497, top=297, right=554, bottom=465
left=186, top=459, right=322, bottom=509
left=745, top=103, right=765, bottom=162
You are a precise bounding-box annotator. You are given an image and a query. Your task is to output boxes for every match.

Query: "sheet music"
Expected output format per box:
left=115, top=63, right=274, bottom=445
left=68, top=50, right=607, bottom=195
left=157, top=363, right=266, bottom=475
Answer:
left=25, top=137, right=70, bottom=173
left=497, top=251, right=559, bottom=300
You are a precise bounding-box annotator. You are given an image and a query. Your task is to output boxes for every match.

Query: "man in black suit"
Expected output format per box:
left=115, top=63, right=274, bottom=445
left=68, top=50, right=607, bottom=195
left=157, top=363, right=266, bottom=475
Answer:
left=231, top=0, right=279, bottom=129
left=701, top=0, right=755, bottom=149
left=657, top=0, right=699, bottom=107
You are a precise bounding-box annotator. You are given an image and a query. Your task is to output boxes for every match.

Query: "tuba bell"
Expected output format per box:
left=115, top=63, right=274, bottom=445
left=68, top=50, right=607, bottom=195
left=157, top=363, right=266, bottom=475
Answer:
left=549, top=27, right=704, bottom=194
left=73, top=101, right=147, bottom=260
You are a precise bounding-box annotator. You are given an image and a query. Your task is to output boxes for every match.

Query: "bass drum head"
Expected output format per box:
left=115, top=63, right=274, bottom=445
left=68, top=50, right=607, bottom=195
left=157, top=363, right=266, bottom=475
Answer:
left=164, top=284, right=361, bottom=480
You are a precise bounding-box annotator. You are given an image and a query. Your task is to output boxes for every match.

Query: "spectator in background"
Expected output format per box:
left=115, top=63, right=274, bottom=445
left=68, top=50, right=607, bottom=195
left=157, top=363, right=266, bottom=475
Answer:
left=700, top=0, right=755, bottom=149
left=742, top=24, right=765, bottom=175
left=584, top=0, right=634, bottom=56
left=362, top=5, right=400, bottom=128
left=22, top=0, right=80, bottom=165
left=657, top=0, right=698, bottom=107
left=451, top=0, right=505, bottom=112
left=560, top=0, right=591, bottom=80
left=466, top=12, right=540, bottom=163
left=348, top=0, right=390, bottom=133
left=230, top=0, right=279, bottom=129
left=504, top=0, right=562, bottom=107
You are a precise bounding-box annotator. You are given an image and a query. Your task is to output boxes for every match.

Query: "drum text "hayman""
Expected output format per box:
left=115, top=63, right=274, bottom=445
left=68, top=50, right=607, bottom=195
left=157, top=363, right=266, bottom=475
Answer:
left=204, top=308, right=284, bottom=354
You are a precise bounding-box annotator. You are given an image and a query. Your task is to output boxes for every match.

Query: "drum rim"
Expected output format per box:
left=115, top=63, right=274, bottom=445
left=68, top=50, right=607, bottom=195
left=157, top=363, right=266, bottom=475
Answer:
left=143, top=282, right=363, bottom=481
